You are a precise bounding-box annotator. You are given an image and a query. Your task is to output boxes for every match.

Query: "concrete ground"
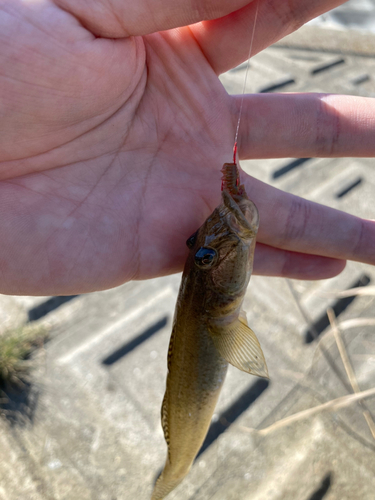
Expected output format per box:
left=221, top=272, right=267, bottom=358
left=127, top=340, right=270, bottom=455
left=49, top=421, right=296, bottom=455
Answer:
left=1, top=25, right=375, bottom=500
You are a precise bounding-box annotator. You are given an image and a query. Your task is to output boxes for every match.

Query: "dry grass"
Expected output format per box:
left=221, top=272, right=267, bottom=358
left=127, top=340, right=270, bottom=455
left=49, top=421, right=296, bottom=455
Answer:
left=256, top=279, right=375, bottom=440
left=327, top=308, right=375, bottom=439
left=0, top=323, right=48, bottom=386
left=240, top=387, right=375, bottom=436
left=238, top=282, right=375, bottom=439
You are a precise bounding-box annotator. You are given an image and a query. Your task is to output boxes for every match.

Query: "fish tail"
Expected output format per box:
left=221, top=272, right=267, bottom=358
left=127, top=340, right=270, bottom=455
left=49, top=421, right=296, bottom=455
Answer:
left=151, top=460, right=190, bottom=500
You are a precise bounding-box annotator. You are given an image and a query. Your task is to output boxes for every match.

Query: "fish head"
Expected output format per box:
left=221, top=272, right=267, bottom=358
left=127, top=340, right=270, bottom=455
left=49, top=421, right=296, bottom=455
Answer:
left=185, top=188, right=259, bottom=311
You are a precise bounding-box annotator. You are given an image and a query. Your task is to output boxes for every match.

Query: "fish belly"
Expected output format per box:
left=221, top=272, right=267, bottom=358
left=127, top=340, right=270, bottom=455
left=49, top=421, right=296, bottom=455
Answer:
left=152, top=322, right=228, bottom=499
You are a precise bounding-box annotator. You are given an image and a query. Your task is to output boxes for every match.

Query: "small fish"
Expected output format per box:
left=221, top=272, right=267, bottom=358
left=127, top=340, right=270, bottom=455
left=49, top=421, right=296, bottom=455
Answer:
left=151, top=162, right=268, bottom=500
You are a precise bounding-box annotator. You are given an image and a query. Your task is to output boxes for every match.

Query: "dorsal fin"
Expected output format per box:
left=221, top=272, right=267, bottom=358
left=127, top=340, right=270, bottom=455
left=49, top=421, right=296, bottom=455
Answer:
left=161, top=389, right=170, bottom=460
left=160, top=325, right=178, bottom=460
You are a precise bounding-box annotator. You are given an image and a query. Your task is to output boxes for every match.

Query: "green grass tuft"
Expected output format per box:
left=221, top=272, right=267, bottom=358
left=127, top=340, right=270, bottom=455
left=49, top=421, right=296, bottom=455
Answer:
left=0, top=324, right=49, bottom=386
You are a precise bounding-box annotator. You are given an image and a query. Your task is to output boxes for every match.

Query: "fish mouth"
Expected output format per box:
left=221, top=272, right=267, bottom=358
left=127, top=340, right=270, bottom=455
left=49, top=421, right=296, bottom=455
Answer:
left=221, top=190, right=259, bottom=238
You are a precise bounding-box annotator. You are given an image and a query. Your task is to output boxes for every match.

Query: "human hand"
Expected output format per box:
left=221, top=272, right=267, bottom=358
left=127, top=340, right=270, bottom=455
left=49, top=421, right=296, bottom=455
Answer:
left=1, top=0, right=374, bottom=295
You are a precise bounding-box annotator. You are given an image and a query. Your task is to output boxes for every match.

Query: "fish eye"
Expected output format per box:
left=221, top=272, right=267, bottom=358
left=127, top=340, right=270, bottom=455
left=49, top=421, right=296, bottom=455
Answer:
left=194, top=247, right=218, bottom=268
left=186, top=231, right=198, bottom=249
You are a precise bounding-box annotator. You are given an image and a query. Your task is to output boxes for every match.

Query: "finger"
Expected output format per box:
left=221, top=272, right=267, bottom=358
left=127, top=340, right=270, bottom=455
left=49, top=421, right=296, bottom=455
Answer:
left=55, top=0, right=253, bottom=37
left=191, top=0, right=347, bottom=73
left=234, top=94, right=375, bottom=159
left=253, top=243, right=346, bottom=280
left=244, top=176, right=375, bottom=266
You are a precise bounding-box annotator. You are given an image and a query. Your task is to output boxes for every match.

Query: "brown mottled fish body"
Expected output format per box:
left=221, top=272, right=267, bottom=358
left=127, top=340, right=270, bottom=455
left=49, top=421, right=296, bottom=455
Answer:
left=151, top=163, right=268, bottom=500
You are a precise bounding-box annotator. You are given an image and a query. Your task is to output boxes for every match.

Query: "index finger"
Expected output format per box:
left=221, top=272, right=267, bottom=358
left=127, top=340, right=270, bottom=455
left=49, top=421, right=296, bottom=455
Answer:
left=191, top=0, right=347, bottom=73
left=55, top=0, right=253, bottom=37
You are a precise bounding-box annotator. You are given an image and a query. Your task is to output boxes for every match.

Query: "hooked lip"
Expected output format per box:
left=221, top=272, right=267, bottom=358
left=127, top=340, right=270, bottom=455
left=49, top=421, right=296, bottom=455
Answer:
left=221, top=190, right=258, bottom=237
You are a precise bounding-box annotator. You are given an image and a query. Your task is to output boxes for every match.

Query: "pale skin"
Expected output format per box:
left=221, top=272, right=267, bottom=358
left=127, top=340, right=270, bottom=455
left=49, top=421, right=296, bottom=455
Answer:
left=1, top=0, right=375, bottom=295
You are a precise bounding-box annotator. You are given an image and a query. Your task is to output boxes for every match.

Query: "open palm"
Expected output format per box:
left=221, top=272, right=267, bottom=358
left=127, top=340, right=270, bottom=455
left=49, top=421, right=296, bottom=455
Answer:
left=1, top=0, right=374, bottom=295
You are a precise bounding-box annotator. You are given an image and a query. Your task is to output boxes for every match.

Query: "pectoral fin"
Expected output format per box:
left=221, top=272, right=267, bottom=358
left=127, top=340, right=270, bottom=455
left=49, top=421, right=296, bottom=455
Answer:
left=209, top=318, right=269, bottom=379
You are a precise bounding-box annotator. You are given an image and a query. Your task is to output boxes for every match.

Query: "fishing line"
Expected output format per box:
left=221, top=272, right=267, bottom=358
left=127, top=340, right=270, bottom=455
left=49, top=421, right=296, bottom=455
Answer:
left=233, top=0, right=260, bottom=164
